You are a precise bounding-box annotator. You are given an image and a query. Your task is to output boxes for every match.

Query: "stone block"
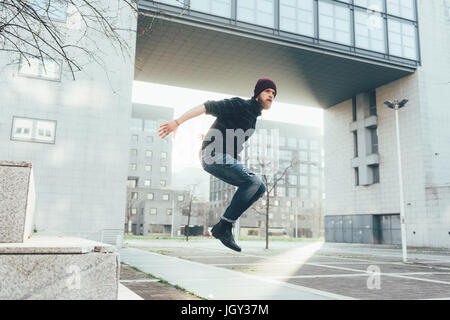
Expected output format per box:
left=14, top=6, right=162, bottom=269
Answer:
left=0, top=161, right=35, bottom=243
left=0, top=236, right=119, bottom=300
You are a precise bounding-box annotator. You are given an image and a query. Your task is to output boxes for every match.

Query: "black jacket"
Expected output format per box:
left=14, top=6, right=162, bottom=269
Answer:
left=201, top=97, right=262, bottom=160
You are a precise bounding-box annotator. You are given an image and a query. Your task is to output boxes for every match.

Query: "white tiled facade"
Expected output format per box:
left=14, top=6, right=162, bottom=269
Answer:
left=0, top=2, right=137, bottom=242
left=324, top=0, right=450, bottom=248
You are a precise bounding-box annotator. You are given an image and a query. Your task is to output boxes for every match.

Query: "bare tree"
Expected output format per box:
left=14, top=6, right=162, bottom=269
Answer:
left=180, top=184, right=198, bottom=242
left=0, top=0, right=137, bottom=80
left=250, top=156, right=300, bottom=249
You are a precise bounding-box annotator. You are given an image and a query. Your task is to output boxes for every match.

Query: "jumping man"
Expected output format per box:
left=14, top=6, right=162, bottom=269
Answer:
left=159, top=78, right=277, bottom=252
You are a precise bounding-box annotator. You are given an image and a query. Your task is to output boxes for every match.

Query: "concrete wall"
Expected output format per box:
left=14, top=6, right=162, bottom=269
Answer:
left=0, top=1, right=137, bottom=241
left=324, top=0, right=450, bottom=248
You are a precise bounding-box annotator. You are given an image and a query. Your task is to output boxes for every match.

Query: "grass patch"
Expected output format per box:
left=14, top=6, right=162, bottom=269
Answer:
left=125, top=234, right=324, bottom=242
left=125, top=235, right=211, bottom=241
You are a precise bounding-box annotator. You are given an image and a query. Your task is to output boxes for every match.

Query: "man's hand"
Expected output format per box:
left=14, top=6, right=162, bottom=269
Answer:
left=158, top=120, right=179, bottom=139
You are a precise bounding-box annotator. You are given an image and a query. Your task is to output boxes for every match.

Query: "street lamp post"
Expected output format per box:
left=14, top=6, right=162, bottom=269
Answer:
left=384, top=99, right=409, bottom=263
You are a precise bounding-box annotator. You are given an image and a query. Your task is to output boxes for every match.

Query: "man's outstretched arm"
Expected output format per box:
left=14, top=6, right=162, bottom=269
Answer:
left=158, top=104, right=206, bottom=139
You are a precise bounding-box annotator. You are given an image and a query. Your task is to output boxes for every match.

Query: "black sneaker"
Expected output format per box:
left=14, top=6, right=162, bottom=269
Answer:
left=211, top=220, right=241, bottom=252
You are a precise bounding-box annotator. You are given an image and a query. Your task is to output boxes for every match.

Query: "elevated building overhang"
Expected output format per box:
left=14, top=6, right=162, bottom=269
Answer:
left=136, top=7, right=416, bottom=108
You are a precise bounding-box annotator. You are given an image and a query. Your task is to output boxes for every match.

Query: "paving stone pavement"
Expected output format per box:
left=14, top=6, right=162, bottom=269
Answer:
left=120, top=239, right=450, bottom=300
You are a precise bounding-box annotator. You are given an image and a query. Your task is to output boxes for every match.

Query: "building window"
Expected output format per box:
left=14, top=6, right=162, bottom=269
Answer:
left=131, top=208, right=137, bottom=215
left=19, top=55, right=62, bottom=81
left=129, top=163, right=137, bottom=171
left=144, top=119, right=157, bottom=132
left=30, top=0, right=68, bottom=22
left=160, top=180, right=166, bottom=187
left=130, top=149, right=138, bottom=157
left=354, top=0, right=384, bottom=11
left=131, top=192, right=138, bottom=200
left=155, top=0, right=183, bottom=7
left=161, top=152, right=167, bottom=159
left=355, top=167, right=360, bottom=186
left=147, top=193, right=154, bottom=200
left=146, top=136, right=153, bottom=143
left=178, top=195, right=184, bottom=201
left=288, top=175, right=297, bottom=185
left=310, top=140, right=319, bottom=150
left=352, top=96, right=357, bottom=121
left=150, top=208, right=157, bottom=215
left=146, top=150, right=153, bottom=158
left=145, top=164, right=152, bottom=172
left=286, top=200, right=292, bottom=207
left=162, top=194, right=169, bottom=201
left=310, top=152, right=320, bottom=162
left=300, top=176, right=308, bottom=187
left=299, top=151, right=309, bottom=161
left=353, top=131, right=358, bottom=157
left=354, top=8, right=386, bottom=53
left=237, top=0, right=274, bottom=29
left=299, top=164, right=308, bottom=174
left=386, top=0, right=415, bottom=20
left=131, top=135, right=138, bottom=142
left=127, top=178, right=137, bottom=188
left=288, top=187, right=297, bottom=197
left=11, top=117, right=57, bottom=144
left=144, top=179, right=151, bottom=187
left=318, top=1, right=351, bottom=45
left=388, top=18, right=417, bottom=60
left=274, top=200, right=279, bottom=206
left=277, top=187, right=286, bottom=197
left=369, top=90, right=377, bottom=116
left=280, top=0, right=314, bottom=37
left=166, top=208, right=173, bottom=215
left=160, top=166, right=167, bottom=173
left=370, top=164, right=380, bottom=183
left=370, top=127, right=379, bottom=154
left=130, top=118, right=143, bottom=131
left=190, top=0, right=232, bottom=18
left=287, top=137, right=297, bottom=148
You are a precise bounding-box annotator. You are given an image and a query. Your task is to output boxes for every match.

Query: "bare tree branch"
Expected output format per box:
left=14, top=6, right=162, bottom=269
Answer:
left=0, top=0, right=138, bottom=82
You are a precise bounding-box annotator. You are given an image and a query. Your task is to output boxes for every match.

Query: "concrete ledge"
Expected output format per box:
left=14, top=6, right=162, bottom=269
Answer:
left=0, top=236, right=119, bottom=300
left=0, top=235, right=116, bottom=254
left=0, top=161, right=35, bottom=243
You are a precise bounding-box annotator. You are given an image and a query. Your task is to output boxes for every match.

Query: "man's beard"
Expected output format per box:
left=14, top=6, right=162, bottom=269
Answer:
left=260, top=99, right=272, bottom=109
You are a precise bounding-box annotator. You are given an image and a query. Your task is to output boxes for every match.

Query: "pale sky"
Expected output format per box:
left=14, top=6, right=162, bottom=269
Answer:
left=132, top=81, right=323, bottom=173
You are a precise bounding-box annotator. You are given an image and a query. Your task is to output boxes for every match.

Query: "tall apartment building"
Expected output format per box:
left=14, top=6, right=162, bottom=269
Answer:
left=209, top=119, right=323, bottom=238
left=135, top=0, right=449, bottom=248
left=323, top=1, right=450, bottom=248
left=126, top=103, right=210, bottom=235
left=0, top=1, right=136, bottom=243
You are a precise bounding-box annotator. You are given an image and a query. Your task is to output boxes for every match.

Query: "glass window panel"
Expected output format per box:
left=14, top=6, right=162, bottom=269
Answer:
left=387, top=0, right=415, bottom=20
left=354, top=10, right=386, bottom=53
left=144, top=120, right=157, bottom=132
left=388, top=18, right=417, bottom=59
left=130, top=118, right=143, bottom=131
left=354, top=0, right=383, bottom=11
left=35, top=120, right=55, bottom=142
left=155, top=0, right=184, bottom=7
left=319, top=1, right=351, bottom=45
left=190, top=0, right=232, bottom=18
left=19, top=56, right=61, bottom=81
left=29, top=0, right=68, bottom=22
left=12, top=118, right=33, bottom=140
left=237, top=0, right=274, bottom=28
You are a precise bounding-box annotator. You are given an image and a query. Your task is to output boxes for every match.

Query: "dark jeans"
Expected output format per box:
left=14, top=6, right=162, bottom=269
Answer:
left=201, top=151, right=266, bottom=222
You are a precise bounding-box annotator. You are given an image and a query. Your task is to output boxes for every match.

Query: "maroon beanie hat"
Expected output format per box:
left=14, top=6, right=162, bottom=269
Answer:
left=253, top=78, right=277, bottom=99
